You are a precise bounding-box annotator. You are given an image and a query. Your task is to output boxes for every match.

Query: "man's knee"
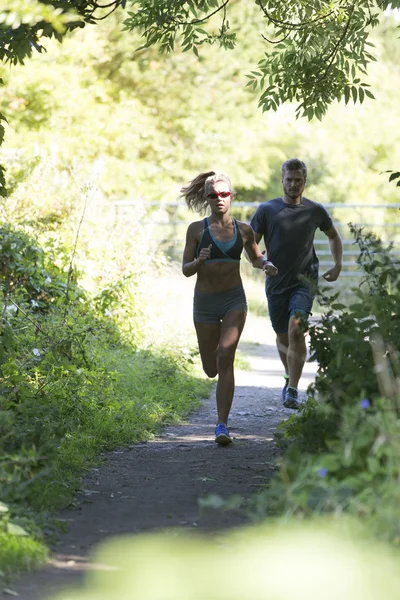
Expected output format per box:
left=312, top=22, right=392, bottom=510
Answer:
left=289, top=317, right=306, bottom=342
left=289, top=309, right=308, bottom=330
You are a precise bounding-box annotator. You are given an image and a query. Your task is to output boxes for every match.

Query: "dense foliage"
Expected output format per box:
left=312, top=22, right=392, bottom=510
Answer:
left=1, top=2, right=400, bottom=197
left=0, top=0, right=400, bottom=587
left=122, top=0, right=400, bottom=119
left=253, top=227, right=400, bottom=544
left=0, top=224, right=211, bottom=582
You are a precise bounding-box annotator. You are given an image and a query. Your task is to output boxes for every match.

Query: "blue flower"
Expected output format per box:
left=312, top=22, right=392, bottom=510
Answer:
left=360, top=398, right=370, bottom=409
left=317, top=468, right=328, bottom=478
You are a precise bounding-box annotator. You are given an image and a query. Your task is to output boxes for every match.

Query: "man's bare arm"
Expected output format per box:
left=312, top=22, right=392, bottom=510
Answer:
left=322, top=225, right=343, bottom=282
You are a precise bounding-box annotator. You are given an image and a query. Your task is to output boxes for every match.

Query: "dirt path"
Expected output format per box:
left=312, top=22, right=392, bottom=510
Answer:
left=1, top=314, right=317, bottom=600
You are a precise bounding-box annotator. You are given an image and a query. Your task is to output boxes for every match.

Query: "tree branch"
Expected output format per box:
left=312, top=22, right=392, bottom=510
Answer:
left=317, top=1, right=356, bottom=83
left=166, top=0, right=231, bottom=26
left=256, top=0, right=339, bottom=31
left=261, top=30, right=291, bottom=44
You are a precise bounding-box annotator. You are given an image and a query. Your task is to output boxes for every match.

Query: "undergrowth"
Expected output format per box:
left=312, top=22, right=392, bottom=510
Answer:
left=252, top=224, right=400, bottom=545
left=0, top=225, right=211, bottom=584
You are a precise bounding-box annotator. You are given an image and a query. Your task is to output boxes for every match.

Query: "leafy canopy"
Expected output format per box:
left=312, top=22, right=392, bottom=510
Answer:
left=122, top=0, right=400, bottom=119
left=1, top=1, right=400, bottom=196
left=0, top=1, right=126, bottom=195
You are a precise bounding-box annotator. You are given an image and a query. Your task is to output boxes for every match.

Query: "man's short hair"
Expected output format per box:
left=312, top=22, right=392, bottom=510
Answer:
left=281, top=158, right=307, bottom=179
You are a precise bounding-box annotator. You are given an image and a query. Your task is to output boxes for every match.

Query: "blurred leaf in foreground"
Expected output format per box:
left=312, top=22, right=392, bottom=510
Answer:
left=52, top=519, right=400, bottom=600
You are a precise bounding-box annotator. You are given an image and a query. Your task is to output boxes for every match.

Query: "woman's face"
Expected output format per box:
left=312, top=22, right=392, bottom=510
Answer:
left=205, top=180, right=232, bottom=215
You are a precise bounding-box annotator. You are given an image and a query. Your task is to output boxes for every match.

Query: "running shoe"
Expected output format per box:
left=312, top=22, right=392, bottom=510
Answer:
left=283, top=387, right=300, bottom=410
left=215, top=422, right=232, bottom=445
left=282, top=373, right=289, bottom=402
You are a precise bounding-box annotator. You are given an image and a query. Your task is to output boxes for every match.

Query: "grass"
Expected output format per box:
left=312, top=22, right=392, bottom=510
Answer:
left=28, top=346, right=213, bottom=512
left=0, top=534, right=48, bottom=582
left=0, top=341, right=212, bottom=586
left=0, top=266, right=264, bottom=584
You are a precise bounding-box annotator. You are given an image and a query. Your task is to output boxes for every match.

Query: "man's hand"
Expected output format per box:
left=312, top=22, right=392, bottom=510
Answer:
left=263, top=260, right=278, bottom=276
left=322, top=264, right=342, bottom=282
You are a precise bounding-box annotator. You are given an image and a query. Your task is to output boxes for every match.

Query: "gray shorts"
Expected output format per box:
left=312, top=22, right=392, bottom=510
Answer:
left=193, top=286, right=247, bottom=324
left=267, top=286, right=314, bottom=333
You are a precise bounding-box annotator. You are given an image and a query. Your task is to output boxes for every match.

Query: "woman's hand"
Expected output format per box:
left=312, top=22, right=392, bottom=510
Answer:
left=198, top=244, right=212, bottom=262
left=263, top=260, right=278, bottom=276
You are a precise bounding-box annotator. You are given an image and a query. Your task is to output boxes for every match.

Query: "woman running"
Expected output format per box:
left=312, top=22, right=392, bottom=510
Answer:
left=181, top=171, right=273, bottom=445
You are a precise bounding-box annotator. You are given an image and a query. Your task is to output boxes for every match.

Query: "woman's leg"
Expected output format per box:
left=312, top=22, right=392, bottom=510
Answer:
left=215, top=309, right=246, bottom=425
left=194, top=321, right=221, bottom=379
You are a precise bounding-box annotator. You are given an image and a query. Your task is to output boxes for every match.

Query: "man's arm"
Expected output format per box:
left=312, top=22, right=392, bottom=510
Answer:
left=321, top=225, right=343, bottom=282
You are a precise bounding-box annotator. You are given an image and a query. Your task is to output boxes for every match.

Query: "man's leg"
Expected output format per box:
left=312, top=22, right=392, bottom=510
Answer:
left=287, top=314, right=307, bottom=390
left=267, top=293, right=291, bottom=400
left=267, top=292, right=290, bottom=373
left=276, top=332, right=289, bottom=374
left=283, top=287, right=314, bottom=408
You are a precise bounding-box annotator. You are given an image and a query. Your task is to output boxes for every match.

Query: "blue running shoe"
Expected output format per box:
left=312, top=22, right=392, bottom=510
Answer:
left=282, top=374, right=289, bottom=402
left=215, top=423, right=232, bottom=445
left=283, top=387, right=300, bottom=410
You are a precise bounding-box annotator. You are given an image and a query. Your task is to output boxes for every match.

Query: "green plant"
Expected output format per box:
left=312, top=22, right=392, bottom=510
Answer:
left=253, top=225, right=400, bottom=544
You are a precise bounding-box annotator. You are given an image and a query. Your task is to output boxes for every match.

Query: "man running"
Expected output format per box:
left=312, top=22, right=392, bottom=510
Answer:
left=250, top=158, right=343, bottom=408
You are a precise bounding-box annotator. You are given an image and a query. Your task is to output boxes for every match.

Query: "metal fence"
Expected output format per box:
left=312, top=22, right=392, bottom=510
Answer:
left=114, top=200, right=400, bottom=295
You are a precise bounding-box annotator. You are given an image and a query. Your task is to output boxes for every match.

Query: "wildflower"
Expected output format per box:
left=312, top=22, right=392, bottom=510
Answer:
left=33, top=348, right=41, bottom=357
left=360, top=398, right=370, bottom=409
left=317, top=468, right=327, bottom=478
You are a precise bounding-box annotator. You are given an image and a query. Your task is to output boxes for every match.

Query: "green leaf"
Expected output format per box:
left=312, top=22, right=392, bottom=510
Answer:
left=7, top=522, right=29, bottom=536
left=0, top=501, right=9, bottom=513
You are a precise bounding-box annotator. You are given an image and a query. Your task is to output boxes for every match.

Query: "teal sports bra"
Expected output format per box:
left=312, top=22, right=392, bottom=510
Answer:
left=196, top=218, right=243, bottom=262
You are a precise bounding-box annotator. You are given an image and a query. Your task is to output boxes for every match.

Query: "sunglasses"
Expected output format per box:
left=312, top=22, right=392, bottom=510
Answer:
left=207, top=191, right=232, bottom=200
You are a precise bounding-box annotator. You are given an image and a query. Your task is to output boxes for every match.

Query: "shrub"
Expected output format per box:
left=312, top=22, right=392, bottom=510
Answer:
left=254, top=225, right=400, bottom=544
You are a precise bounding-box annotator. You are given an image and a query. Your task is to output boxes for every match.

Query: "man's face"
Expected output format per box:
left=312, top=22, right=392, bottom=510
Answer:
left=282, top=168, right=306, bottom=199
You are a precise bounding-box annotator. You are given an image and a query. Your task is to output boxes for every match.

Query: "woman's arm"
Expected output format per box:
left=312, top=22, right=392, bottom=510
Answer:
left=182, top=222, right=212, bottom=277
left=241, top=223, right=278, bottom=275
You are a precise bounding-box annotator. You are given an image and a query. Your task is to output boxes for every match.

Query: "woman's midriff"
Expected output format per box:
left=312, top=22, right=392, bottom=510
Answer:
left=195, top=262, right=242, bottom=293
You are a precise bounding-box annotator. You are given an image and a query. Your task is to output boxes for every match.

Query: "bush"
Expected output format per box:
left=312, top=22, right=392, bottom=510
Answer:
left=253, top=225, right=400, bottom=544
left=0, top=226, right=211, bottom=581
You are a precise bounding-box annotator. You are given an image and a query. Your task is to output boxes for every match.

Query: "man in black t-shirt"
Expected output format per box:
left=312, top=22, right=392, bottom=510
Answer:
left=250, top=158, right=343, bottom=409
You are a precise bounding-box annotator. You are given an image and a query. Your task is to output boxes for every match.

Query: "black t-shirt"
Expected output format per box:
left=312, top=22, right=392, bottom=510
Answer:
left=250, top=196, right=333, bottom=295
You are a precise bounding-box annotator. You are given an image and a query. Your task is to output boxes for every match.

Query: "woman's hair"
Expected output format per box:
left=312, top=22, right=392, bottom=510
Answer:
left=180, top=171, right=235, bottom=214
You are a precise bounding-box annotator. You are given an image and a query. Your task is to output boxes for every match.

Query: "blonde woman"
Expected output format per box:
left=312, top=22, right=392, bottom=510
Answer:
left=181, top=171, right=276, bottom=445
